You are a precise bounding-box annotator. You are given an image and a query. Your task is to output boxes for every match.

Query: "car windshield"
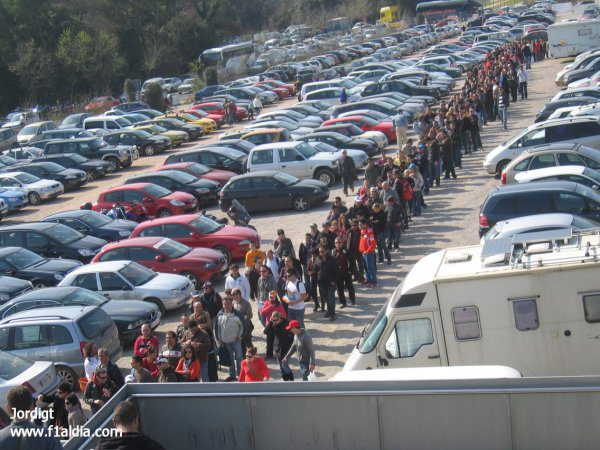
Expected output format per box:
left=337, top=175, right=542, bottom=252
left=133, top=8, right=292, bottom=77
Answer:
left=583, top=168, right=600, bottom=186
left=217, top=148, right=244, bottom=159
left=0, top=156, right=17, bottom=165
left=63, top=115, right=81, bottom=125
left=155, top=238, right=191, bottom=258
left=4, top=248, right=45, bottom=269
left=328, top=133, right=351, bottom=143
left=142, top=184, right=171, bottom=198
left=40, top=162, right=65, bottom=173
left=575, top=183, right=600, bottom=205
left=81, top=211, right=113, bottom=227
left=186, top=163, right=210, bottom=175
left=50, top=224, right=85, bottom=244
left=0, top=350, right=33, bottom=381
left=296, top=142, right=318, bottom=158
left=165, top=118, right=187, bottom=127
left=190, top=215, right=222, bottom=234
left=92, top=138, right=107, bottom=148
left=119, top=261, right=156, bottom=286
left=313, top=142, right=337, bottom=153
left=62, top=288, right=107, bottom=306
left=358, top=304, right=388, bottom=353
left=168, top=171, right=197, bottom=185
left=273, top=172, right=300, bottom=186
left=19, top=124, right=39, bottom=134
left=358, top=116, right=378, bottom=126
left=14, top=173, right=40, bottom=184
left=69, top=154, right=88, bottom=163
left=132, top=130, right=153, bottom=139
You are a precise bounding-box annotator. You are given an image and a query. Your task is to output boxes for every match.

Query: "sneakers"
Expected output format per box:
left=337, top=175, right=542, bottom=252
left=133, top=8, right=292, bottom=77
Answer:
left=340, top=304, right=347, bottom=309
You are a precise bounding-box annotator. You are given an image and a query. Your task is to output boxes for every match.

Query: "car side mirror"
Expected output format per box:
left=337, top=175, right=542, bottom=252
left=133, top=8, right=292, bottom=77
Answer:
left=155, top=255, right=165, bottom=262
left=295, top=155, right=304, bottom=161
left=121, top=285, right=132, bottom=291
left=190, top=232, right=200, bottom=238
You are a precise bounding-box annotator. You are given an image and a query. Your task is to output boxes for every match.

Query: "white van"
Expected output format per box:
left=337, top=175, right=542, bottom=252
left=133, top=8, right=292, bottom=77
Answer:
left=304, top=87, right=359, bottom=105
left=548, top=20, right=600, bottom=58
left=83, top=116, right=133, bottom=131
left=343, top=228, right=600, bottom=376
left=299, top=78, right=355, bottom=100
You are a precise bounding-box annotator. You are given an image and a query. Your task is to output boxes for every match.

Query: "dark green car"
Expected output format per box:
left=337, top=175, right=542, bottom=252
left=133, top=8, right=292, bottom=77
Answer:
left=103, top=129, right=171, bottom=157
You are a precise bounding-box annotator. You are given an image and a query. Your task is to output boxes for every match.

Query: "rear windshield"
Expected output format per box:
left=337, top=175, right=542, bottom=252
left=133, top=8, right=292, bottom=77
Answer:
left=77, top=308, right=113, bottom=340
left=0, top=350, right=33, bottom=380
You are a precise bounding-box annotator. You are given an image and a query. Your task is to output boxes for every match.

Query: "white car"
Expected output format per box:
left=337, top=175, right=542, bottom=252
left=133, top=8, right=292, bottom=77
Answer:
left=59, top=260, right=193, bottom=313
left=514, top=165, right=600, bottom=189
left=306, top=141, right=369, bottom=168
left=17, top=121, right=56, bottom=146
left=304, top=87, right=360, bottom=105
left=163, top=77, right=182, bottom=93
left=0, top=172, right=64, bottom=205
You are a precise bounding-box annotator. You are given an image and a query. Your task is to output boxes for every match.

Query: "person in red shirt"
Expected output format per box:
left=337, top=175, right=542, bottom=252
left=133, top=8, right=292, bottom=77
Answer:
left=142, top=345, right=160, bottom=380
left=359, top=220, right=377, bottom=287
left=238, top=346, right=269, bottom=382
left=175, top=344, right=200, bottom=382
left=133, top=323, right=159, bottom=357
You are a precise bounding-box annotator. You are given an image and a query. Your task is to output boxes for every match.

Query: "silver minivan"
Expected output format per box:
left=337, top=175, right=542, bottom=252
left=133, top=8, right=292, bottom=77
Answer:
left=0, top=305, right=122, bottom=386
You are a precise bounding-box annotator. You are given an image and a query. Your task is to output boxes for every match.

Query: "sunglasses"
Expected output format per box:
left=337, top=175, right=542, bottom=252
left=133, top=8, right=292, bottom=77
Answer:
left=246, top=354, right=254, bottom=358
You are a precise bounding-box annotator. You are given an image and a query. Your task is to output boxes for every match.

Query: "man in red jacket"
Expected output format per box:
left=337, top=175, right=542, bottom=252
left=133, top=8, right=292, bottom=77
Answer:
left=359, top=220, right=377, bottom=287
left=133, top=323, right=159, bottom=357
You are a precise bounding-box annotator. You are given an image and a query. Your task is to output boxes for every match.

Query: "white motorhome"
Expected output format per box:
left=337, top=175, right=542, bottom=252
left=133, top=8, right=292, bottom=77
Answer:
left=548, top=20, right=600, bottom=58
left=344, top=228, right=600, bottom=376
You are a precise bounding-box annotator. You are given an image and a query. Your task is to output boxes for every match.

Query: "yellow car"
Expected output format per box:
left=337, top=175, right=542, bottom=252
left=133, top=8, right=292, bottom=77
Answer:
left=161, top=113, right=218, bottom=134
left=134, top=124, right=189, bottom=147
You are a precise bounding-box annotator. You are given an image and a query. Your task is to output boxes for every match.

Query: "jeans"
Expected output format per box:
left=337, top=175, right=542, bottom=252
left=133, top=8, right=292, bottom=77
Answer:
left=282, top=359, right=310, bottom=381
left=347, top=251, right=365, bottom=282
left=429, top=160, right=441, bottom=187
left=257, top=300, right=266, bottom=327
left=288, top=307, right=305, bottom=328
left=470, top=130, right=482, bottom=150
left=302, top=264, right=312, bottom=295
left=376, top=230, right=391, bottom=262
left=498, top=107, right=507, bottom=130
left=277, top=355, right=294, bottom=381
left=525, top=55, right=531, bottom=69
left=318, top=282, right=336, bottom=315
left=443, top=157, right=456, bottom=178
left=362, top=252, right=377, bottom=284
left=224, top=340, right=243, bottom=378
left=412, top=191, right=422, bottom=215
left=336, top=272, right=355, bottom=305
left=265, top=324, right=275, bottom=358
left=453, top=144, right=462, bottom=168
left=519, top=81, right=528, bottom=100
left=342, top=175, right=355, bottom=195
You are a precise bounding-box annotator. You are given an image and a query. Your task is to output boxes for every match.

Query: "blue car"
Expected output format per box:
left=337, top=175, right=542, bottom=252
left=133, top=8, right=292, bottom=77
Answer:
left=0, top=187, right=28, bottom=211
left=194, top=85, right=226, bottom=101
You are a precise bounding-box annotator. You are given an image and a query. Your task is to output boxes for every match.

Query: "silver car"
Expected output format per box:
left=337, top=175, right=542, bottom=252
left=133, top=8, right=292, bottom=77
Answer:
left=59, top=261, right=193, bottom=313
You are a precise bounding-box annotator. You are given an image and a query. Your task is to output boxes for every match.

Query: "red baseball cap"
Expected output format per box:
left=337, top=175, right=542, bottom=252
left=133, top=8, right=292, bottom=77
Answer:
left=285, top=320, right=301, bottom=331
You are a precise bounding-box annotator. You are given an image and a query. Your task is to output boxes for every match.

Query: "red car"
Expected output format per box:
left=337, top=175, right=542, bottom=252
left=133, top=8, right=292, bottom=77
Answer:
left=190, top=102, right=247, bottom=121
left=84, top=96, right=121, bottom=113
left=92, top=237, right=227, bottom=287
left=92, top=183, right=198, bottom=219
left=263, top=79, right=294, bottom=95
left=323, top=115, right=396, bottom=143
left=184, top=109, right=225, bottom=127
left=156, top=163, right=236, bottom=187
left=253, top=82, right=289, bottom=100
left=129, top=214, right=260, bottom=265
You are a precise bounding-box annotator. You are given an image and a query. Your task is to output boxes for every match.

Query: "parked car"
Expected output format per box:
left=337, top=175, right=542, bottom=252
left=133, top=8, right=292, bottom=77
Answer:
left=163, top=77, right=182, bottom=93
left=0, top=305, right=122, bottom=385
left=164, top=148, right=247, bottom=174
left=0, top=287, right=160, bottom=346
left=0, top=276, right=32, bottom=305
left=42, top=210, right=137, bottom=242
left=535, top=96, right=596, bottom=122
left=322, top=115, right=396, bottom=143
left=92, top=237, right=227, bottom=287
left=9, top=161, right=87, bottom=192
left=0, top=172, right=63, bottom=205
left=137, top=119, right=203, bottom=140
left=59, top=261, right=193, bottom=314
left=315, top=123, right=388, bottom=150
left=190, top=102, right=247, bottom=121
left=91, top=183, right=198, bottom=219
left=42, top=128, right=93, bottom=141
left=179, top=78, right=200, bottom=94
left=479, top=181, right=600, bottom=236
left=59, top=113, right=92, bottom=129
left=156, top=163, right=235, bottom=188
left=103, top=130, right=171, bottom=157
left=0, top=187, right=28, bottom=211
left=125, top=171, right=219, bottom=205
left=134, top=124, right=189, bottom=147
left=129, top=214, right=260, bottom=265
left=483, top=117, right=600, bottom=175
left=0, top=128, right=17, bottom=151
left=219, top=171, right=329, bottom=213
left=17, top=121, right=57, bottom=146
left=480, top=213, right=600, bottom=242
left=84, top=96, right=121, bottom=113
left=296, top=131, right=378, bottom=156
left=0, top=350, right=61, bottom=402
left=161, top=113, right=217, bottom=134
left=3, top=146, right=43, bottom=161
left=0, top=222, right=106, bottom=263
left=514, top=165, right=600, bottom=189
left=39, top=154, right=110, bottom=181
left=112, top=102, right=150, bottom=113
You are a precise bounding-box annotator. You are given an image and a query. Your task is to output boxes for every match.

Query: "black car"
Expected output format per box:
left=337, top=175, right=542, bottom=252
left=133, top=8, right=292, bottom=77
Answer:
left=297, top=132, right=378, bottom=156
left=42, top=210, right=137, bottom=242
left=535, top=97, right=597, bottom=123
left=219, top=171, right=329, bottom=212
left=0, top=276, right=33, bottom=305
left=0, top=247, right=82, bottom=289
left=42, top=137, right=137, bottom=171
left=164, top=148, right=247, bottom=174
left=125, top=170, right=220, bottom=204
left=0, top=287, right=160, bottom=345
left=0, top=222, right=106, bottom=263
left=8, top=161, right=87, bottom=191
left=138, top=119, right=203, bottom=140
left=207, top=139, right=255, bottom=155
left=103, top=130, right=171, bottom=156
left=37, top=154, right=110, bottom=181
left=112, top=101, right=150, bottom=113
left=479, top=181, right=600, bottom=236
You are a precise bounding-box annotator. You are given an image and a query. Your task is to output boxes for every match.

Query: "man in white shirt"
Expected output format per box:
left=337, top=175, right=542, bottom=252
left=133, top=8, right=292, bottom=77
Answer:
left=517, top=65, right=528, bottom=100
left=265, top=249, right=280, bottom=281
left=224, top=264, right=251, bottom=300
left=283, top=268, right=307, bottom=328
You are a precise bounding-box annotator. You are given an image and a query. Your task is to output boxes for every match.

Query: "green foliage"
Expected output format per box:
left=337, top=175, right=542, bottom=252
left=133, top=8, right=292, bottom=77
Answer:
left=124, top=79, right=137, bottom=102
left=145, top=82, right=165, bottom=111
left=205, top=67, right=219, bottom=86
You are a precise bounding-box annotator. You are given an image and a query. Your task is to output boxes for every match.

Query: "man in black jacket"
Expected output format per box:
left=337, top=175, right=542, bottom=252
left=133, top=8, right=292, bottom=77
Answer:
left=312, top=245, right=339, bottom=320
left=332, top=238, right=356, bottom=307
left=346, top=218, right=365, bottom=283
left=266, top=312, right=295, bottom=380
left=339, top=150, right=357, bottom=196
left=98, top=347, right=125, bottom=389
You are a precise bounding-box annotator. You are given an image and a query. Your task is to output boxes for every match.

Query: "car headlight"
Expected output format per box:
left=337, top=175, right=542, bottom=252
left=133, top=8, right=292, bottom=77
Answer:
left=119, top=149, right=128, bottom=155
left=54, top=274, right=64, bottom=281
left=169, top=289, right=180, bottom=296
left=239, top=240, right=250, bottom=246
left=127, top=318, right=147, bottom=330
left=119, top=230, right=131, bottom=237
left=204, top=262, right=217, bottom=270
left=78, top=248, right=95, bottom=256
left=0, top=294, right=9, bottom=302
left=170, top=200, right=185, bottom=206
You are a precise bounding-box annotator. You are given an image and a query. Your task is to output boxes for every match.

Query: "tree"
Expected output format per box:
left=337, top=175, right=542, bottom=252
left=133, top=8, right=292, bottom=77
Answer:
left=144, top=82, right=165, bottom=111
left=9, top=39, right=56, bottom=104
left=124, top=79, right=137, bottom=102
left=56, top=29, right=94, bottom=99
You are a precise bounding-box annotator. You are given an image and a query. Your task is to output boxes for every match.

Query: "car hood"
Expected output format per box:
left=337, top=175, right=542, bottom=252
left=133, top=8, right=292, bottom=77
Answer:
left=294, top=178, right=329, bottom=190
left=25, top=179, right=61, bottom=190
left=59, top=168, right=86, bottom=177
left=81, top=160, right=111, bottom=169
left=23, top=258, right=82, bottom=275
left=102, top=299, right=158, bottom=318
left=308, top=152, right=340, bottom=162
left=201, top=170, right=236, bottom=185
left=213, top=224, right=259, bottom=241
left=148, top=136, right=170, bottom=144
left=142, top=272, right=190, bottom=291
left=0, top=275, right=32, bottom=294
left=165, top=191, right=197, bottom=203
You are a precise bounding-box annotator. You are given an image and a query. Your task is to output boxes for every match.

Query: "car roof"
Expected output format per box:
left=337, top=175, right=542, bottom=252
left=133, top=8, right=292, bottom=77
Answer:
left=44, top=137, right=96, bottom=144
left=252, top=142, right=301, bottom=150
left=70, top=260, right=130, bottom=273
left=493, top=213, right=577, bottom=232
left=526, top=115, right=600, bottom=129
left=0, top=305, right=96, bottom=324
left=43, top=210, right=88, bottom=220
left=102, top=237, right=167, bottom=249
left=129, top=171, right=179, bottom=180
left=516, top=165, right=587, bottom=180
left=159, top=163, right=194, bottom=169
left=242, top=128, right=284, bottom=136
left=134, top=214, right=197, bottom=227
left=494, top=180, right=579, bottom=194
left=12, top=286, right=78, bottom=301
left=229, top=171, right=279, bottom=181
left=0, top=222, right=55, bottom=232
left=104, top=183, right=152, bottom=192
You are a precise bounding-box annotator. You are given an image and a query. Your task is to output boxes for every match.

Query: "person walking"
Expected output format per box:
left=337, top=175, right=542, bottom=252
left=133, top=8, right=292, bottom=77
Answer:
left=283, top=268, right=307, bottom=327
left=282, top=320, right=316, bottom=381
left=339, top=149, right=357, bottom=196
left=518, top=65, right=528, bottom=100
left=215, top=297, right=244, bottom=381
left=393, top=110, right=409, bottom=149
left=252, top=95, right=263, bottom=118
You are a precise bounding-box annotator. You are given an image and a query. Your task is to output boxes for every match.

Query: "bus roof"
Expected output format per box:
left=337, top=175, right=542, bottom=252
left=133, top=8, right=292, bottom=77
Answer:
left=416, top=0, right=482, bottom=11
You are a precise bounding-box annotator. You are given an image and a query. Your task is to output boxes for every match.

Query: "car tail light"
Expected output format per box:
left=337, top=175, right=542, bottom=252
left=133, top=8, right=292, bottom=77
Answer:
left=500, top=171, right=507, bottom=184
left=22, top=382, right=36, bottom=393
left=479, top=214, right=489, bottom=228
left=80, top=341, right=88, bottom=358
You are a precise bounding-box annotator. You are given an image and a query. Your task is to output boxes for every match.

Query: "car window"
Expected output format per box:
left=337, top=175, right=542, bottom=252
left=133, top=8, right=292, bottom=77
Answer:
left=48, top=325, right=73, bottom=346
left=199, top=152, right=217, bottom=164
left=516, top=193, right=553, bottom=213
left=0, top=232, right=24, bottom=247
left=77, top=308, right=112, bottom=340
left=72, top=273, right=98, bottom=290
left=251, top=150, right=273, bottom=165
left=99, top=272, right=130, bottom=290
left=99, top=248, right=129, bottom=261
left=546, top=124, right=577, bottom=143
left=138, top=225, right=162, bottom=237
left=253, top=177, right=280, bottom=189
left=513, top=158, right=531, bottom=171
left=574, top=122, right=600, bottom=138
left=129, top=247, right=158, bottom=260
left=554, top=193, right=587, bottom=212
left=557, top=153, right=585, bottom=166
left=279, top=148, right=302, bottom=162
left=491, top=197, right=515, bottom=214
left=104, top=191, right=124, bottom=203
left=0, top=328, right=8, bottom=350
left=521, top=128, right=546, bottom=147
left=229, top=178, right=253, bottom=190
left=123, top=190, right=144, bottom=202
left=580, top=155, right=600, bottom=169
left=529, top=154, right=556, bottom=170
left=163, top=223, right=192, bottom=238
left=13, top=325, right=48, bottom=349
left=25, top=232, right=50, bottom=248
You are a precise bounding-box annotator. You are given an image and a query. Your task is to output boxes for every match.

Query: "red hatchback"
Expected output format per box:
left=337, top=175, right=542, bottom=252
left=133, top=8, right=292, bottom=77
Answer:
left=92, top=183, right=198, bottom=219
left=92, top=237, right=227, bottom=287
left=157, top=163, right=236, bottom=188
left=253, top=82, right=289, bottom=100
left=190, top=102, right=247, bottom=121
left=323, top=116, right=396, bottom=142
left=129, top=214, right=260, bottom=265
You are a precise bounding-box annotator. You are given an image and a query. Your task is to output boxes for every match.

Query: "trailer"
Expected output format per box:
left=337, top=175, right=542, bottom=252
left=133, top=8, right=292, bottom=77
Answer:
left=344, top=228, right=600, bottom=376
left=548, top=19, right=600, bottom=58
